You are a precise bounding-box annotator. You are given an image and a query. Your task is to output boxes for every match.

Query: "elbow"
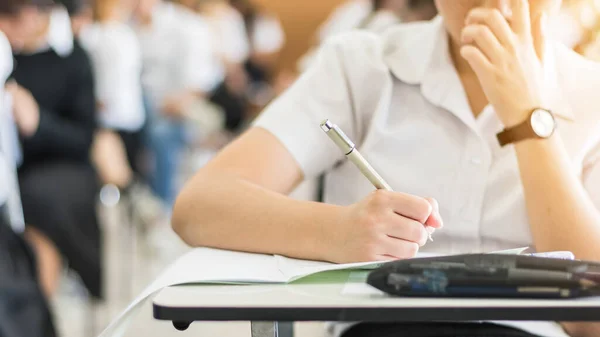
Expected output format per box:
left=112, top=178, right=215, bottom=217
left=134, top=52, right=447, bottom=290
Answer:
left=171, top=194, right=198, bottom=247
left=171, top=179, right=213, bottom=248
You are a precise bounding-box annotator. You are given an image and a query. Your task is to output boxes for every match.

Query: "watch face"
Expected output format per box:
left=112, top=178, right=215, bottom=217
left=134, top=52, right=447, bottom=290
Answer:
left=530, top=109, right=556, bottom=138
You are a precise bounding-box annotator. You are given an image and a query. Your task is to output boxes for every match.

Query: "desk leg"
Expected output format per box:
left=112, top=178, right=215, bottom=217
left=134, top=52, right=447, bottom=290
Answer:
left=277, top=322, right=294, bottom=337
left=251, top=322, right=280, bottom=337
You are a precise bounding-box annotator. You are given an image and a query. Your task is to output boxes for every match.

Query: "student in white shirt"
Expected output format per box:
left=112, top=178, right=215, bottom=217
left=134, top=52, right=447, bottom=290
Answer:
left=132, top=0, right=220, bottom=205
left=229, top=0, right=285, bottom=107
left=173, top=1, right=600, bottom=336
left=0, top=2, right=58, bottom=336
left=196, top=0, right=253, bottom=131
left=78, top=0, right=146, bottom=177
left=0, top=0, right=43, bottom=232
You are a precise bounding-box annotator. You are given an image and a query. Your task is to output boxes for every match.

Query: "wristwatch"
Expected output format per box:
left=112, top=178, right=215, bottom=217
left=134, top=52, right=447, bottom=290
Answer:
left=497, top=108, right=557, bottom=147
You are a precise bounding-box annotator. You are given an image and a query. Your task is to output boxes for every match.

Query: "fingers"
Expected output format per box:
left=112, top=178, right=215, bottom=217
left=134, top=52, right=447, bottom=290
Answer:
left=373, top=190, right=432, bottom=223
left=465, top=8, right=515, bottom=50
left=461, top=24, right=504, bottom=64
left=510, top=0, right=532, bottom=38
left=384, top=214, right=429, bottom=247
left=377, top=237, right=420, bottom=260
left=424, top=197, right=443, bottom=229
left=460, top=45, right=493, bottom=76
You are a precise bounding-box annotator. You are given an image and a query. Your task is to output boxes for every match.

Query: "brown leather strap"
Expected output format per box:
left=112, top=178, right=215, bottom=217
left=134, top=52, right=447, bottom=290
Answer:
left=496, top=120, right=533, bottom=147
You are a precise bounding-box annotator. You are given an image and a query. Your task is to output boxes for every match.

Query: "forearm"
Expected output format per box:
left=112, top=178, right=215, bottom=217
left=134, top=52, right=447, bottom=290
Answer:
left=515, top=135, right=600, bottom=260
left=172, top=169, right=343, bottom=261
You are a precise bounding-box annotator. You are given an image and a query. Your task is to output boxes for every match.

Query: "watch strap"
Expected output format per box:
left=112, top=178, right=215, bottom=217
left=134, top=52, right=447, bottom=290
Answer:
left=497, top=118, right=534, bottom=147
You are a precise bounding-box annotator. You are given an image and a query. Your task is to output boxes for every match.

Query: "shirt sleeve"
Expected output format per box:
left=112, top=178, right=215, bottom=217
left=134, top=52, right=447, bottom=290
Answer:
left=253, top=38, right=357, bottom=179
left=583, top=141, right=600, bottom=210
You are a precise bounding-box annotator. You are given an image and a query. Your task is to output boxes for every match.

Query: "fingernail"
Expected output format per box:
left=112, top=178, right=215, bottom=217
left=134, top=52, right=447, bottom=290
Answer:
left=426, top=226, right=436, bottom=235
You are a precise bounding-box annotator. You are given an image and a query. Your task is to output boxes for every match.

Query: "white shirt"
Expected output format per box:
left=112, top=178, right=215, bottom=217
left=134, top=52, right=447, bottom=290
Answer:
left=0, top=31, right=24, bottom=232
left=47, top=6, right=74, bottom=57
left=255, top=17, right=600, bottom=337
left=318, top=0, right=371, bottom=42
left=135, top=2, right=222, bottom=111
left=204, top=5, right=250, bottom=64
left=80, top=22, right=146, bottom=131
left=251, top=15, right=285, bottom=55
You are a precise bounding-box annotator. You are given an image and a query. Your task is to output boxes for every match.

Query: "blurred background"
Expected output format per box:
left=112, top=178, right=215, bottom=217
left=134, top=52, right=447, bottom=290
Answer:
left=1, top=0, right=600, bottom=336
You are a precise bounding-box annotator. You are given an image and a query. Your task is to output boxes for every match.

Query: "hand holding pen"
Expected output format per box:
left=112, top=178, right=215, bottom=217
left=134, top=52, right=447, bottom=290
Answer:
left=320, top=120, right=442, bottom=262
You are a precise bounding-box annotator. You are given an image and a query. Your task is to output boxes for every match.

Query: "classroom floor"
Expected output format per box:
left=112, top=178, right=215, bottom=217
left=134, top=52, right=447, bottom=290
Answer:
left=51, top=200, right=327, bottom=337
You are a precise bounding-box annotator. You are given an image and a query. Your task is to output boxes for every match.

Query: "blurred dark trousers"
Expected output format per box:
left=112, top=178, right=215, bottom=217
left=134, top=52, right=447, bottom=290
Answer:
left=0, top=204, right=56, bottom=337
left=146, top=118, right=185, bottom=207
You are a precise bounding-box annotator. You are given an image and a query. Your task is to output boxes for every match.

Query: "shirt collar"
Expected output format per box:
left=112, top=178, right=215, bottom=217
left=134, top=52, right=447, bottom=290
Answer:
left=382, top=16, right=574, bottom=123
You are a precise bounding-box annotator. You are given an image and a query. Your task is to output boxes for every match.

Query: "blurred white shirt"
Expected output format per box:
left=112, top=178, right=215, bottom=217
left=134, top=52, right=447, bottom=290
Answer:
left=80, top=22, right=146, bottom=131
left=251, top=15, right=285, bottom=54
left=47, top=6, right=74, bottom=56
left=0, top=31, right=24, bottom=232
left=0, top=31, right=13, bottom=207
left=318, top=0, right=371, bottom=42
left=256, top=17, right=600, bottom=337
left=135, top=2, right=222, bottom=112
left=204, top=4, right=250, bottom=64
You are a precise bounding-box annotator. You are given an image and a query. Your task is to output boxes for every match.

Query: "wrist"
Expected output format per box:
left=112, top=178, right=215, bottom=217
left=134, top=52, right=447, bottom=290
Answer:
left=309, top=203, right=348, bottom=263
left=497, top=103, right=541, bottom=128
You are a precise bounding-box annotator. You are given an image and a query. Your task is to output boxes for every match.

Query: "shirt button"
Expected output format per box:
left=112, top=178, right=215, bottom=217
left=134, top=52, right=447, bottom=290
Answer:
left=470, top=157, right=482, bottom=165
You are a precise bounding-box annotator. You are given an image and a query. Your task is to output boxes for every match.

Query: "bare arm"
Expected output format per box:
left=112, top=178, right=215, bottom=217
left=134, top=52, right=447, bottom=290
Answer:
left=172, top=127, right=441, bottom=263
left=516, top=137, right=600, bottom=260
left=172, top=127, right=340, bottom=261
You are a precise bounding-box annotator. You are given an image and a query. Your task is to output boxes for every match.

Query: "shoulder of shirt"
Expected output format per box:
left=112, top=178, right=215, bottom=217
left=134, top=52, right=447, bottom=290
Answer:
left=319, top=20, right=434, bottom=70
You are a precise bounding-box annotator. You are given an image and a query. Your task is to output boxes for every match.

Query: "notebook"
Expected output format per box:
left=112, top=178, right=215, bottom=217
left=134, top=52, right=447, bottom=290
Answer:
left=97, top=246, right=553, bottom=337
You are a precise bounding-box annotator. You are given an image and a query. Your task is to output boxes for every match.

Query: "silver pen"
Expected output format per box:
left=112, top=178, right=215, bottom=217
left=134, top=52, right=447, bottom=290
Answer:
left=320, top=119, right=433, bottom=242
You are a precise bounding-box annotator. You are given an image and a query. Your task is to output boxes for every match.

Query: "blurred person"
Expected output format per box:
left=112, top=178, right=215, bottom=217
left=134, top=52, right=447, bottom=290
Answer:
left=0, top=1, right=58, bottom=336
left=298, top=0, right=436, bottom=72
left=196, top=0, right=252, bottom=132
left=78, top=0, right=146, bottom=179
left=60, top=0, right=92, bottom=35
left=10, top=3, right=101, bottom=299
left=131, top=0, right=222, bottom=207
left=229, top=0, right=285, bottom=110
left=317, top=0, right=372, bottom=43
left=357, top=0, right=437, bottom=31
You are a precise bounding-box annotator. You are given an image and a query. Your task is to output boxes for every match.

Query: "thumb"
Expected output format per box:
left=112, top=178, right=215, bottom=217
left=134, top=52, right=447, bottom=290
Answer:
left=424, top=197, right=443, bottom=229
